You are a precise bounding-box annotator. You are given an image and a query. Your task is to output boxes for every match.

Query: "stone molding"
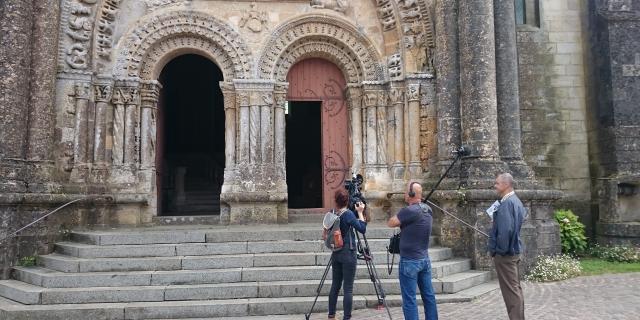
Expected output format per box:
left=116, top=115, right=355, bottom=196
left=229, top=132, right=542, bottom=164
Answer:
left=114, top=10, right=252, bottom=80
left=257, top=15, right=384, bottom=82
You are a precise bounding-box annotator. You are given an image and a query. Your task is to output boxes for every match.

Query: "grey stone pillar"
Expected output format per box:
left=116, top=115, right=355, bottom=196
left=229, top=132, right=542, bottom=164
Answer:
left=376, top=91, right=388, bottom=166
left=237, top=91, right=250, bottom=163
left=274, top=83, right=288, bottom=176
left=346, top=85, right=363, bottom=174
left=27, top=0, right=59, bottom=161
left=71, top=82, right=91, bottom=181
left=435, top=0, right=462, bottom=165
left=123, top=86, right=140, bottom=165
left=220, top=82, right=236, bottom=168
left=93, top=82, right=112, bottom=165
left=406, top=82, right=422, bottom=177
left=0, top=0, right=33, bottom=160
left=363, top=89, right=378, bottom=166
left=249, top=91, right=262, bottom=164
left=260, top=92, right=274, bottom=163
left=458, top=0, right=504, bottom=181
left=495, top=0, right=524, bottom=163
left=140, top=81, right=161, bottom=168
left=111, top=88, right=125, bottom=165
left=390, top=85, right=405, bottom=180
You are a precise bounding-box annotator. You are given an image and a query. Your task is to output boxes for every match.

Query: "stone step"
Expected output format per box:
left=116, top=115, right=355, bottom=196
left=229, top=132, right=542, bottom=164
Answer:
left=56, top=237, right=435, bottom=258
left=0, top=283, right=499, bottom=320
left=40, top=248, right=453, bottom=272
left=0, top=271, right=490, bottom=305
left=69, top=225, right=405, bottom=245
left=13, top=259, right=471, bottom=288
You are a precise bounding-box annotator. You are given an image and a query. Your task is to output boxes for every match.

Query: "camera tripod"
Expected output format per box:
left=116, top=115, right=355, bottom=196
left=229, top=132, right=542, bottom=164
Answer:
left=304, top=231, right=393, bottom=320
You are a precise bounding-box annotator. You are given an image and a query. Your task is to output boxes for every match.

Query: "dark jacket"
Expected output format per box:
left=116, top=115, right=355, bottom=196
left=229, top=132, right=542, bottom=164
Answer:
left=337, top=209, right=367, bottom=251
left=488, top=194, right=525, bottom=256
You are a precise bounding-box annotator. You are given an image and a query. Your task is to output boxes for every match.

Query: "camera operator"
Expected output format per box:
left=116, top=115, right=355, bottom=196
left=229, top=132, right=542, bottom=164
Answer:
left=387, top=182, right=438, bottom=320
left=328, top=189, right=367, bottom=320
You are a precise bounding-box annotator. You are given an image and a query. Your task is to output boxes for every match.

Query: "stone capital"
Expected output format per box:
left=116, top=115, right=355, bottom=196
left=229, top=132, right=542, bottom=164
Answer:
left=140, top=81, right=162, bottom=105
left=93, top=84, right=112, bottom=103
left=406, top=83, right=420, bottom=101
left=74, top=82, right=92, bottom=100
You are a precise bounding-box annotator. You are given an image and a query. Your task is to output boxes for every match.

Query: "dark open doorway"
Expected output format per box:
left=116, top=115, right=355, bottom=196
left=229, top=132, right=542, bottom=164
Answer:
left=286, top=101, right=323, bottom=208
left=158, top=54, right=224, bottom=216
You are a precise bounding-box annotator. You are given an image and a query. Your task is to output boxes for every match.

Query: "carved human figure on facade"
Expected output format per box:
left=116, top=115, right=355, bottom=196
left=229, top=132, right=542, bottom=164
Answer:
left=240, top=2, right=268, bottom=33
left=310, top=0, right=349, bottom=13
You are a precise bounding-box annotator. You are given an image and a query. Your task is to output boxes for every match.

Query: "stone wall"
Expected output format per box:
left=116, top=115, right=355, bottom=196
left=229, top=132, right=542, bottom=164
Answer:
left=517, top=0, right=594, bottom=235
left=585, top=0, right=640, bottom=246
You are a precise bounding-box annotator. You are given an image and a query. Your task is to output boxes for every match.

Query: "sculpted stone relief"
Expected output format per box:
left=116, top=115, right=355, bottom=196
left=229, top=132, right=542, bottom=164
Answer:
left=259, top=16, right=383, bottom=82
left=61, top=0, right=98, bottom=70
left=94, top=0, right=121, bottom=71
left=310, top=0, right=350, bottom=13
left=240, top=2, right=269, bottom=33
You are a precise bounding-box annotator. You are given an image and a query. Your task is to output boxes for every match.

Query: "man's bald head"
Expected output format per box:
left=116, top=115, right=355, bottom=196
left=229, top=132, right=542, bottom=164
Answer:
left=405, top=181, right=423, bottom=204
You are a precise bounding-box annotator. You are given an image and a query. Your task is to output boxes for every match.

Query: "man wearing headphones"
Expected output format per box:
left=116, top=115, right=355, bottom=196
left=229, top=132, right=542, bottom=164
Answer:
left=387, top=181, right=438, bottom=320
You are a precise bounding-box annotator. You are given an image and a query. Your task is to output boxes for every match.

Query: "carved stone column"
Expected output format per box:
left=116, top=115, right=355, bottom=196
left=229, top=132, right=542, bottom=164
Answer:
left=435, top=0, right=462, bottom=167
left=376, top=90, right=388, bottom=167
left=406, top=82, right=422, bottom=177
left=346, top=85, right=363, bottom=174
left=458, top=0, right=505, bottom=183
left=260, top=92, right=274, bottom=163
left=71, top=82, right=92, bottom=181
left=123, top=86, right=140, bottom=165
left=274, top=83, right=288, bottom=175
left=220, top=82, right=236, bottom=168
left=93, top=82, right=112, bottom=165
left=390, top=85, right=405, bottom=180
left=363, top=89, right=378, bottom=166
left=140, top=81, right=161, bottom=169
left=237, top=91, right=250, bottom=164
left=111, top=88, right=125, bottom=165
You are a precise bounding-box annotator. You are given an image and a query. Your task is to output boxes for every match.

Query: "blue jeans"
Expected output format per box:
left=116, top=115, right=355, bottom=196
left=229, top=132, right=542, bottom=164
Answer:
left=399, top=257, right=438, bottom=320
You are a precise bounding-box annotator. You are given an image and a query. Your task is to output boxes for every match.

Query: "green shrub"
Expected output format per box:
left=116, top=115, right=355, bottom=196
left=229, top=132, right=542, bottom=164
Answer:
left=554, top=209, right=587, bottom=254
left=589, top=244, right=640, bottom=263
left=525, top=254, right=582, bottom=282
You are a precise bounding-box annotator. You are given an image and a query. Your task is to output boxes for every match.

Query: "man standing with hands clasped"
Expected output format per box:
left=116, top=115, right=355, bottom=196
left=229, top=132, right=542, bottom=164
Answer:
left=387, top=181, right=438, bottom=320
left=489, top=173, right=526, bottom=320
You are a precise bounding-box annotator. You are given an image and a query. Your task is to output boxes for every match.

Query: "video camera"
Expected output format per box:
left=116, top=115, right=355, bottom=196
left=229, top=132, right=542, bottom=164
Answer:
left=344, top=174, right=365, bottom=213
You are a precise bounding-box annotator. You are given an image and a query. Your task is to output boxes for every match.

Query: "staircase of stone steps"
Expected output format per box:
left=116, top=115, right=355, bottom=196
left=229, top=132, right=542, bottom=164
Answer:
left=0, top=224, right=498, bottom=319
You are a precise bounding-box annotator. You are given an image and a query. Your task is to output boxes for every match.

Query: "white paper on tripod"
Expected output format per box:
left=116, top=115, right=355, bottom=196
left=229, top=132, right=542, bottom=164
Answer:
left=486, top=201, right=500, bottom=220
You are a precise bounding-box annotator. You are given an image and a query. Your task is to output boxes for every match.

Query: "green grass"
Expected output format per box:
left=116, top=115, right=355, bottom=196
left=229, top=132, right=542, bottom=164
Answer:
left=580, top=257, right=640, bottom=276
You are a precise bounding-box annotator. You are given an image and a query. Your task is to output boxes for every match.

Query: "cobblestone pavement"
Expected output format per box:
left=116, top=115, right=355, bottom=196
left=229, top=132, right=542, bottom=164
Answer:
left=222, top=273, right=640, bottom=320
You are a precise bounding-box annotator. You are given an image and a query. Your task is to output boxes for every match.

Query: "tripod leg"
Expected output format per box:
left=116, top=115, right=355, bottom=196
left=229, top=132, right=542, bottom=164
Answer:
left=357, top=234, right=393, bottom=320
left=305, top=255, right=333, bottom=320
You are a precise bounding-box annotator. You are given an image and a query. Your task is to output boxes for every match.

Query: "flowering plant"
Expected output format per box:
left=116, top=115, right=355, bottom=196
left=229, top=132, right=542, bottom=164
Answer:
left=554, top=209, right=587, bottom=254
left=525, top=254, right=582, bottom=282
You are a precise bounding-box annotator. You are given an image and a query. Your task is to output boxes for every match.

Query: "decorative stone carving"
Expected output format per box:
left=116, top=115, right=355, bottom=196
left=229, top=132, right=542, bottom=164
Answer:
left=259, top=16, right=383, bottom=83
left=609, top=0, right=632, bottom=11
left=311, top=0, right=349, bottom=13
left=240, top=3, right=268, bottom=33
left=94, top=0, right=121, bottom=70
left=388, top=53, right=403, bottom=80
left=61, top=0, right=98, bottom=70
left=389, top=87, right=404, bottom=104
left=376, top=0, right=396, bottom=31
left=116, top=11, right=252, bottom=80
left=407, top=83, right=420, bottom=101
left=144, top=0, right=187, bottom=11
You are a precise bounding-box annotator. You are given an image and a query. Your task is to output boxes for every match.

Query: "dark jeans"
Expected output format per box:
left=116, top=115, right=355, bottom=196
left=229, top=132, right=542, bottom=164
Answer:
left=328, top=249, right=357, bottom=320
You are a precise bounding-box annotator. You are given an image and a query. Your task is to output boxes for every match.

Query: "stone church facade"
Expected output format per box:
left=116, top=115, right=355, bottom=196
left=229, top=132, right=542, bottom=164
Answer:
left=0, top=0, right=638, bottom=278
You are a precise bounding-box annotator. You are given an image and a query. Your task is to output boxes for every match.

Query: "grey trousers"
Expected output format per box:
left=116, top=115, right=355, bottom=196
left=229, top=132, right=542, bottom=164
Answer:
left=494, top=254, right=525, bottom=320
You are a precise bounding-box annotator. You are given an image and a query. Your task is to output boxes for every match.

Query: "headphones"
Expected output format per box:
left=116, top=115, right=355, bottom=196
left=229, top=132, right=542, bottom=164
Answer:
left=408, top=181, right=418, bottom=197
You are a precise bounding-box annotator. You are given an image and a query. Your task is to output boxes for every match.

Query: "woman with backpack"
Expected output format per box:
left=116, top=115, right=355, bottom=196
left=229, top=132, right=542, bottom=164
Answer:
left=327, top=189, right=367, bottom=320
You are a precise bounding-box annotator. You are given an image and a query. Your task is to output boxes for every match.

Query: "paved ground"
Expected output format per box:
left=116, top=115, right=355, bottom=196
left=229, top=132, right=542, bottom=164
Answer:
left=221, top=273, right=640, bottom=320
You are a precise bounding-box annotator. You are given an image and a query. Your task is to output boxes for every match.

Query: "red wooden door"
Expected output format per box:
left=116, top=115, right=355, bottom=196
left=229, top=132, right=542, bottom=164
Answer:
left=287, top=59, right=350, bottom=209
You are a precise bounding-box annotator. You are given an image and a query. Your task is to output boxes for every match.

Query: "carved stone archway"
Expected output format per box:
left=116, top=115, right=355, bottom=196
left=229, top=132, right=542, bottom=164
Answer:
left=257, top=15, right=385, bottom=83
left=114, top=10, right=252, bottom=81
